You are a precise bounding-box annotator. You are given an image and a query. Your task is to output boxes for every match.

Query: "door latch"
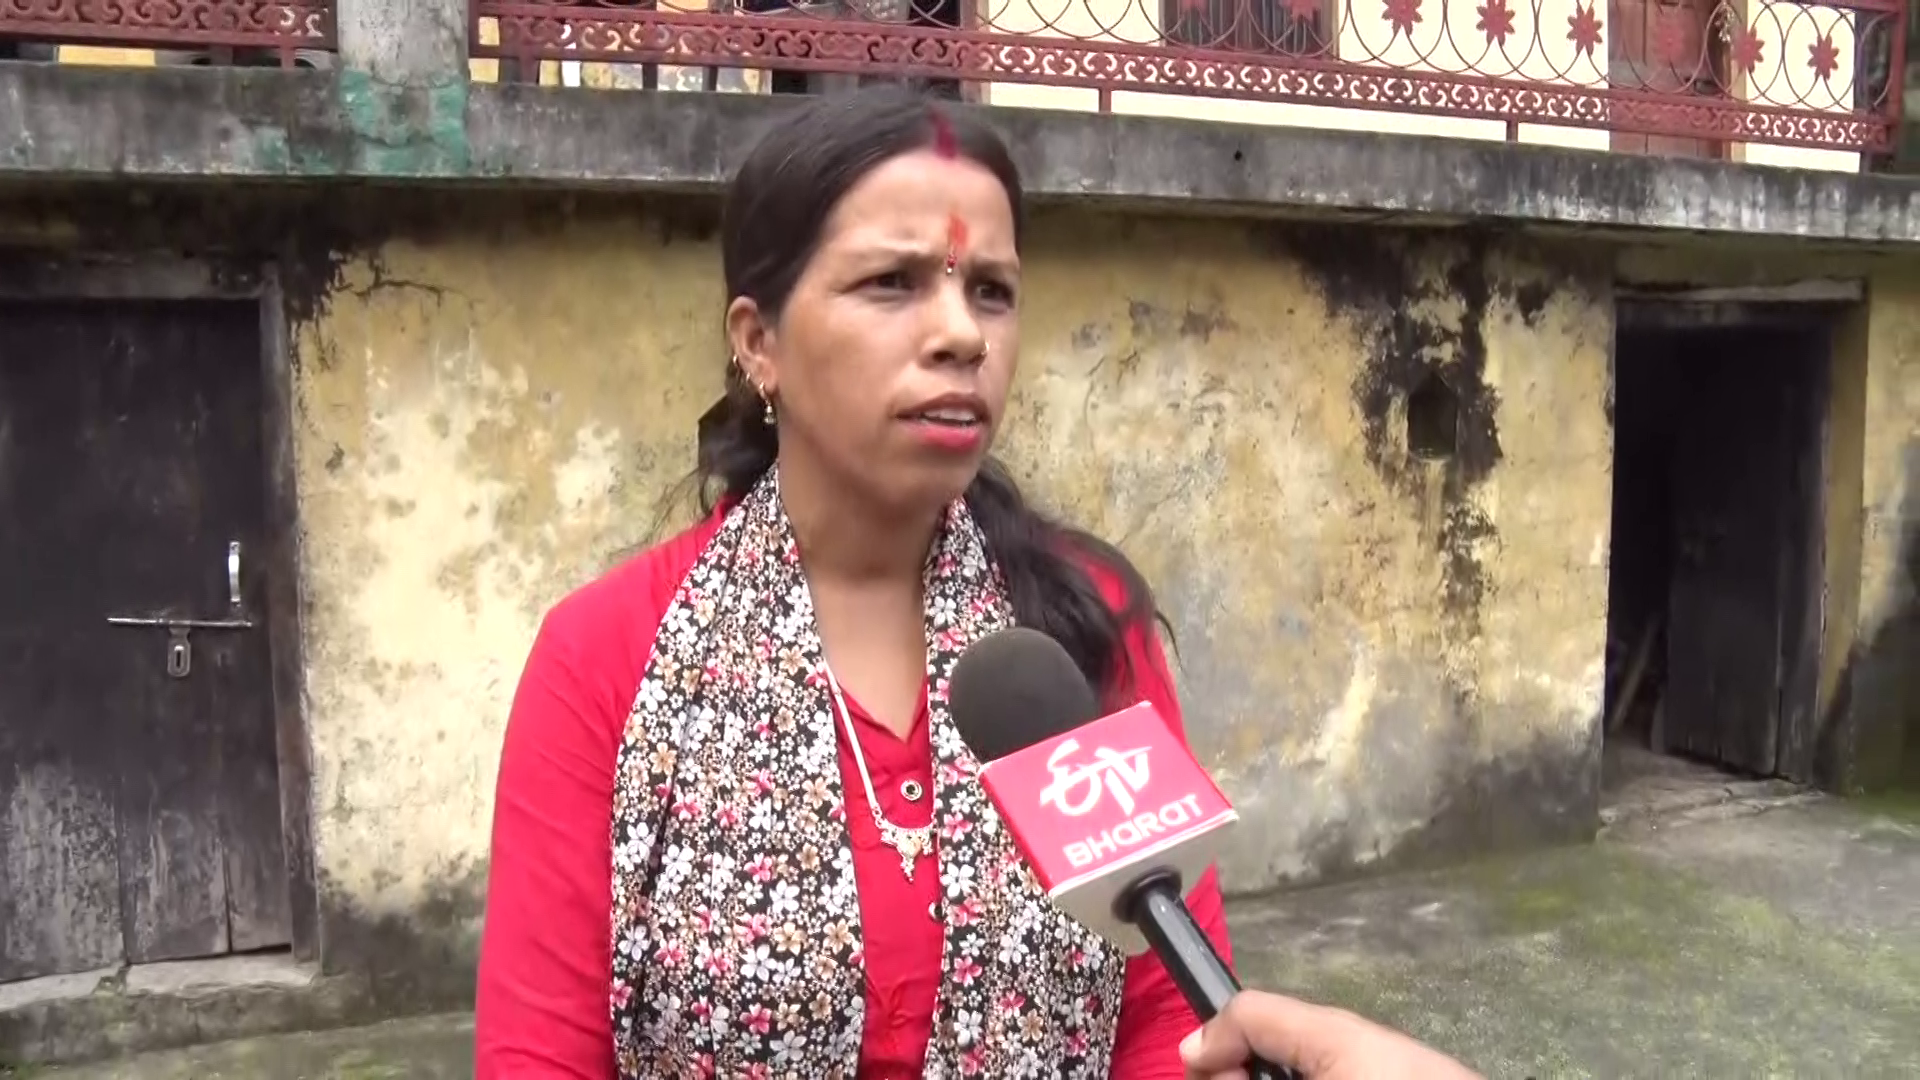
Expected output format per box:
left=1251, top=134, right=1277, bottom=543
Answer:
left=166, top=626, right=192, bottom=679
left=106, top=538, right=255, bottom=678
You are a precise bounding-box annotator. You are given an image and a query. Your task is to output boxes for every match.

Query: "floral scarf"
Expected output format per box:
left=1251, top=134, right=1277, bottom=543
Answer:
left=609, top=467, right=1125, bottom=1078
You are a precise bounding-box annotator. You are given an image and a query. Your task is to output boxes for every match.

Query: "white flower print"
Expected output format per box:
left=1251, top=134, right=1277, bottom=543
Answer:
left=943, top=863, right=977, bottom=898
left=739, top=944, right=776, bottom=980
left=772, top=1030, right=809, bottom=1065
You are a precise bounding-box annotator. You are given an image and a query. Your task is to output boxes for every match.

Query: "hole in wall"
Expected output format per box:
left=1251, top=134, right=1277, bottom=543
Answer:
left=1406, top=370, right=1459, bottom=462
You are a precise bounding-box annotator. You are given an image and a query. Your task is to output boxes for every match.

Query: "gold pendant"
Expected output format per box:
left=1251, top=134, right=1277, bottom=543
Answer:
left=885, top=825, right=926, bottom=882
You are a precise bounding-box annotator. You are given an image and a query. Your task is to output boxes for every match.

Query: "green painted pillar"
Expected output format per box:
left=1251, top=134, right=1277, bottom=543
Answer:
left=331, top=0, right=472, bottom=176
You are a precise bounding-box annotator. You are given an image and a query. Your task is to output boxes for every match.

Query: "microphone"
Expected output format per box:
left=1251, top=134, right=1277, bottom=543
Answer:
left=948, top=627, right=1300, bottom=1080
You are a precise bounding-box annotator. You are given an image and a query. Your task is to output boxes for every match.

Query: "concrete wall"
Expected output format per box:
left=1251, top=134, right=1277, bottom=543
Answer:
left=1850, top=268, right=1920, bottom=785
left=285, top=204, right=1615, bottom=982
left=288, top=211, right=726, bottom=998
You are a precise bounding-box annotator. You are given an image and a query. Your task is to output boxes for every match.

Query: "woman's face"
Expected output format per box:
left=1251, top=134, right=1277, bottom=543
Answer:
left=731, top=148, right=1021, bottom=520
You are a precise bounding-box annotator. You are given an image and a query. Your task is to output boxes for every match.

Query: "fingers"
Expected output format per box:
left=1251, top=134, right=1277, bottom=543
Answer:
left=1179, top=991, right=1337, bottom=1073
left=1183, top=990, right=1486, bottom=1080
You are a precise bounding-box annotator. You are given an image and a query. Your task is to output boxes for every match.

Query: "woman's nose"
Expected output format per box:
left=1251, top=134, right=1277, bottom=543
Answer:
left=926, top=281, right=986, bottom=364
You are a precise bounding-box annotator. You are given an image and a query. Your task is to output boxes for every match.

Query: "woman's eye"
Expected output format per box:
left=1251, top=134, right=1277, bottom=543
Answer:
left=866, top=270, right=914, bottom=292
left=973, top=280, right=1016, bottom=308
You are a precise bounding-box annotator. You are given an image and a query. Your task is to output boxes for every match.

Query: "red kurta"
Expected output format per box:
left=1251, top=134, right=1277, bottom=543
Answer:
left=475, top=514, right=1234, bottom=1078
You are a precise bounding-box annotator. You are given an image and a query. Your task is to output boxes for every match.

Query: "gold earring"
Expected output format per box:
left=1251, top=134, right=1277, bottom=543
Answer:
left=763, top=397, right=776, bottom=426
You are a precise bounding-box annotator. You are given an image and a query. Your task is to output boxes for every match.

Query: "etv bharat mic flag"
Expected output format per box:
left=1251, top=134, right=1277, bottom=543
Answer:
left=975, top=701, right=1240, bottom=953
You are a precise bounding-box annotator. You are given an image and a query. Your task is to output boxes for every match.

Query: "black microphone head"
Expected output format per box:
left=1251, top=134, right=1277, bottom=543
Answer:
left=948, top=627, right=1102, bottom=763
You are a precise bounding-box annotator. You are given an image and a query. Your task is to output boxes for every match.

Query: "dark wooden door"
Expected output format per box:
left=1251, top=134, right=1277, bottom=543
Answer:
left=1661, top=326, right=1821, bottom=776
left=0, top=298, right=290, bottom=983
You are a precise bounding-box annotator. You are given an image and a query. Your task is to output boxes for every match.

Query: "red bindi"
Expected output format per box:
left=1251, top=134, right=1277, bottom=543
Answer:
left=944, top=214, right=969, bottom=274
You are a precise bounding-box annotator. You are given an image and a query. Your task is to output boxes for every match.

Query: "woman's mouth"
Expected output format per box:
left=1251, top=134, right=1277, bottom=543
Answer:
left=907, top=407, right=984, bottom=429
left=901, top=405, right=988, bottom=452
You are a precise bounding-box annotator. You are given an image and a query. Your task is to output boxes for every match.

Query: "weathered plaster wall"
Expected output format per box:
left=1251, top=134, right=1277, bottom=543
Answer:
left=288, top=205, right=1615, bottom=986
left=999, top=219, right=1614, bottom=890
left=1850, top=270, right=1920, bottom=787
left=290, top=217, right=724, bottom=998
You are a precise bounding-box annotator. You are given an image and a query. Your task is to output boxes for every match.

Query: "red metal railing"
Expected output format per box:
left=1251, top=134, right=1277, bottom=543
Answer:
left=472, top=0, right=1904, bottom=152
left=0, top=1, right=335, bottom=62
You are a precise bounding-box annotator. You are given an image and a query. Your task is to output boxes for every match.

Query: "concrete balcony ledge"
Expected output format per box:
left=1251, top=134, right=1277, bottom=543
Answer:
left=3, top=61, right=1920, bottom=244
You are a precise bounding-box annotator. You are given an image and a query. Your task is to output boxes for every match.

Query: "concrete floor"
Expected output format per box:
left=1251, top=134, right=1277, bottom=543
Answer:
left=1236, top=795, right=1920, bottom=1078
left=15, top=788, right=1920, bottom=1079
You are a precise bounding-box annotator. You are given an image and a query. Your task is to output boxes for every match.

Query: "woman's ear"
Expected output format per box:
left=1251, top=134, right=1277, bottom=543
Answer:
left=726, top=296, right=778, bottom=400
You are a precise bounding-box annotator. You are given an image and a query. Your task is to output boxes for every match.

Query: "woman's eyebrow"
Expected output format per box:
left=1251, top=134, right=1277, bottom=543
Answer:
left=837, top=238, right=1019, bottom=276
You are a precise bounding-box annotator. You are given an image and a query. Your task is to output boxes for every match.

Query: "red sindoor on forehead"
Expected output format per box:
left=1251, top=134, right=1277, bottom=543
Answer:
left=932, top=111, right=969, bottom=273
left=930, top=110, right=959, bottom=159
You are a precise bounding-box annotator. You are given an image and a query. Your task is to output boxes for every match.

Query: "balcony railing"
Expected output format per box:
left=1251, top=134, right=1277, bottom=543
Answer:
left=472, top=0, right=1905, bottom=154
left=0, top=1, right=336, bottom=64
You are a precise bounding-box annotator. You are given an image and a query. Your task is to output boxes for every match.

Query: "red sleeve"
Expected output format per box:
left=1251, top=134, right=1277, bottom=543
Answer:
left=1103, top=595, right=1234, bottom=1078
left=474, top=526, right=711, bottom=1080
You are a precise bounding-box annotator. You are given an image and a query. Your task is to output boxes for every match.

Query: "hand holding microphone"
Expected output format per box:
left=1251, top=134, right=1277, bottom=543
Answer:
left=1180, top=990, right=1482, bottom=1080
left=948, top=628, right=1300, bottom=1080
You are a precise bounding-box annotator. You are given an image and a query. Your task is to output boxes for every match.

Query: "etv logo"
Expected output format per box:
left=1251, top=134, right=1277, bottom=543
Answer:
left=1037, top=738, right=1152, bottom=817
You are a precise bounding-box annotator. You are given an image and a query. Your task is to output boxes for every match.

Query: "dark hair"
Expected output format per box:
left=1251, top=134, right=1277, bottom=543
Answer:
left=697, top=87, right=1167, bottom=696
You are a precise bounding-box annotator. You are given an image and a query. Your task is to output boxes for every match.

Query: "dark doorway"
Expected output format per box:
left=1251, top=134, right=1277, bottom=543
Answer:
left=0, top=298, right=291, bottom=982
left=1603, top=306, right=1833, bottom=788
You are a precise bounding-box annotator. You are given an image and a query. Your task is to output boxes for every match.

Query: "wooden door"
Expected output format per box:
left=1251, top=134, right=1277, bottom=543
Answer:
left=1609, top=0, right=1729, bottom=159
left=1661, top=326, right=1821, bottom=776
left=0, top=298, right=290, bottom=983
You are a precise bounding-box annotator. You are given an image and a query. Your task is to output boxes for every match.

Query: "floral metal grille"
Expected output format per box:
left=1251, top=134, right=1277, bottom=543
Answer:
left=0, top=1, right=336, bottom=54
left=472, top=0, right=1905, bottom=152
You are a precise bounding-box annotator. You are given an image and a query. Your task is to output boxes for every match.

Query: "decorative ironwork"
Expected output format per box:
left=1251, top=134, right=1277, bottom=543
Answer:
left=473, top=0, right=1904, bottom=152
left=0, top=1, right=336, bottom=56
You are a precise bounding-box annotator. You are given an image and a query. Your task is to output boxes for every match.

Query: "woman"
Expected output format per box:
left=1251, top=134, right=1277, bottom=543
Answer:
left=474, top=87, right=1234, bottom=1078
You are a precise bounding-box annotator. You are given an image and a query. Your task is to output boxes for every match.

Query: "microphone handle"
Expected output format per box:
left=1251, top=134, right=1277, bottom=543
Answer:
left=1126, top=871, right=1304, bottom=1080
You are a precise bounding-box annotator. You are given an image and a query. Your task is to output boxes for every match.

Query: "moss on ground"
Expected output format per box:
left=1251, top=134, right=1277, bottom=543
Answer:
left=1849, top=787, right=1920, bottom=825
left=1234, top=812, right=1920, bottom=1078
left=23, top=1016, right=472, bottom=1079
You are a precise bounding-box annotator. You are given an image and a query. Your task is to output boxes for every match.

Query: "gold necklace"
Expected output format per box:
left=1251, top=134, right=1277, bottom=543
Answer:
left=824, top=666, right=937, bottom=882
